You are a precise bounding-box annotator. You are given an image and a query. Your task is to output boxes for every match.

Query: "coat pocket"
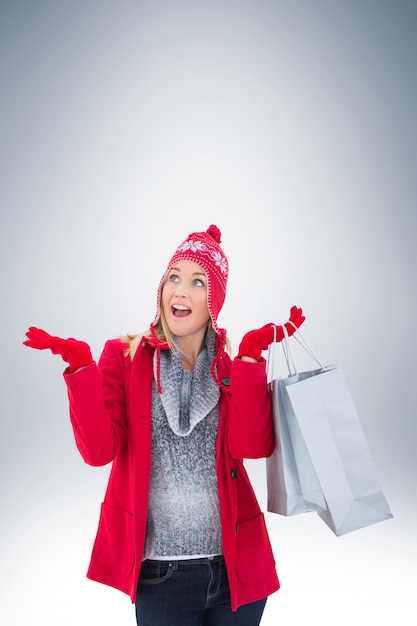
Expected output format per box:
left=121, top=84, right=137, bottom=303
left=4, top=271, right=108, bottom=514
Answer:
left=235, top=512, right=275, bottom=585
left=91, top=502, right=135, bottom=576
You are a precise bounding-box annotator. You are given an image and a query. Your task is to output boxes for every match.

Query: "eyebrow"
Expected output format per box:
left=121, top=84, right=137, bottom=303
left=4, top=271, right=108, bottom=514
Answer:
left=169, top=266, right=207, bottom=277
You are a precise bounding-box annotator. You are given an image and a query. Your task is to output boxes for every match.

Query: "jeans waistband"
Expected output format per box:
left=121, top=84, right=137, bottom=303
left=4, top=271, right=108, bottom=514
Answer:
left=145, top=555, right=224, bottom=565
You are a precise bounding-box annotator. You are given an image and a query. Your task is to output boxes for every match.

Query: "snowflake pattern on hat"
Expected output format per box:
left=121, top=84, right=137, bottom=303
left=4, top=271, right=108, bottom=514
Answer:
left=179, top=239, right=207, bottom=254
left=211, top=250, right=227, bottom=274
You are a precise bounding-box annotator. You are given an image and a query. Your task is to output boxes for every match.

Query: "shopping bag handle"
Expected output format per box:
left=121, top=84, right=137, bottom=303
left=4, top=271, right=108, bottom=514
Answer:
left=282, top=324, right=298, bottom=376
left=267, top=324, right=298, bottom=382
left=267, top=321, right=325, bottom=382
left=286, top=321, right=325, bottom=370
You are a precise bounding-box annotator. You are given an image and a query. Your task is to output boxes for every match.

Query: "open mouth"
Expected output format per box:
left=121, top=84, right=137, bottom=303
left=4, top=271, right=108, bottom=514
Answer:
left=172, top=304, right=192, bottom=318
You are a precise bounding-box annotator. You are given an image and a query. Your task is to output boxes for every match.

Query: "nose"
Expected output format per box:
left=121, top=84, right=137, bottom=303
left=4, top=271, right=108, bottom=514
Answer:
left=174, top=283, right=188, bottom=297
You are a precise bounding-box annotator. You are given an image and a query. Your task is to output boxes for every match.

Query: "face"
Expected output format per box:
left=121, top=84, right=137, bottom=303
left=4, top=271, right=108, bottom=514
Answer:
left=161, top=260, right=210, bottom=343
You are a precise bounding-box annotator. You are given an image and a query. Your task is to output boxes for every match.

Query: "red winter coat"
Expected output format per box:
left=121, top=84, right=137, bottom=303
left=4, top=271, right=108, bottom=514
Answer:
left=64, top=336, right=280, bottom=611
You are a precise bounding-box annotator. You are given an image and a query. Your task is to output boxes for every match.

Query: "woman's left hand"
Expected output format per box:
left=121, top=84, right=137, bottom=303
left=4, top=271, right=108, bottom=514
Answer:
left=237, top=305, right=305, bottom=361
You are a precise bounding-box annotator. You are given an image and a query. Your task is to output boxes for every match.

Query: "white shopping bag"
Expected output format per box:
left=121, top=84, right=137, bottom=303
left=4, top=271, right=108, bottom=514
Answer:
left=266, top=325, right=393, bottom=535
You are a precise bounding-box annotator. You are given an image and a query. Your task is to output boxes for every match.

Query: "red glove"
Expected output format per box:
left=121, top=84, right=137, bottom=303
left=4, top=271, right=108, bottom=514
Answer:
left=238, top=306, right=305, bottom=361
left=23, top=327, right=93, bottom=372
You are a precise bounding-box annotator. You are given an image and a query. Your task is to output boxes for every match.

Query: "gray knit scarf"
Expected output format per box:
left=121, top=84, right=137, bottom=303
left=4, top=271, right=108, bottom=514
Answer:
left=153, top=332, right=220, bottom=436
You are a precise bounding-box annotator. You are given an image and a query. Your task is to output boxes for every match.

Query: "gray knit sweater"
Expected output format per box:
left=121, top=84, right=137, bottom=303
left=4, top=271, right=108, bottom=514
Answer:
left=144, top=333, right=223, bottom=559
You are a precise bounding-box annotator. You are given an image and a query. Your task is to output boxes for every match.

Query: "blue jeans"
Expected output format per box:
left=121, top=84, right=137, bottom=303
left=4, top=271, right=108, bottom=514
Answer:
left=135, top=556, right=267, bottom=625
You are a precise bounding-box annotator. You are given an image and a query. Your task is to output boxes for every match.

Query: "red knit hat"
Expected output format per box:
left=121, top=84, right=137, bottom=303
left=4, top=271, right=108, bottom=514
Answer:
left=153, top=224, right=228, bottom=335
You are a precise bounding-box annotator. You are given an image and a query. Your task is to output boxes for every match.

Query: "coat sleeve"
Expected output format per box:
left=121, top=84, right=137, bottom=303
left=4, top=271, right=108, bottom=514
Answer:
left=227, top=357, right=275, bottom=459
left=63, top=339, right=128, bottom=466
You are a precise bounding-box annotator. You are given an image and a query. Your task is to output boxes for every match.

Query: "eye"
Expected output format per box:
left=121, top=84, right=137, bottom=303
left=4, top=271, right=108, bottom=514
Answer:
left=168, top=273, right=180, bottom=283
left=193, top=278, right=205, bottom=287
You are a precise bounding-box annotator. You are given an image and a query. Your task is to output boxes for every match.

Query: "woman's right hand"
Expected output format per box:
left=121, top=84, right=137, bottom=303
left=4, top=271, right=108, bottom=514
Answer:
left=23, top=327, right=93, bottom=372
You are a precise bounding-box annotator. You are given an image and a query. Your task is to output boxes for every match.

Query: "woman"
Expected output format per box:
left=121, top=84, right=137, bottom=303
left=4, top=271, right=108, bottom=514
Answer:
left=24, top=224, right=305, bottom=625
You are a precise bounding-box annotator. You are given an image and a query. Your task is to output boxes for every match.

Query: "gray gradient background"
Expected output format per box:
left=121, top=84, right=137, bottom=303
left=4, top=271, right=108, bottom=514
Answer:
left=1, top=1, right=416, bottom=624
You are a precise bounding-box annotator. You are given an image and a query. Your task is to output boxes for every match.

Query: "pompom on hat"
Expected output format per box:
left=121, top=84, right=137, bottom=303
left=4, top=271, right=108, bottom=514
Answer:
left=153, top=224, right=229, bottom=335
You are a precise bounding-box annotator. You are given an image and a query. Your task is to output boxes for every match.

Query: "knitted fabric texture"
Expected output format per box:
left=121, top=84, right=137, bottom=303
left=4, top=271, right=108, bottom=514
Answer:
left=144, top=333, right=223, bottom=558
left=153, top=224, right=228, bottom=335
